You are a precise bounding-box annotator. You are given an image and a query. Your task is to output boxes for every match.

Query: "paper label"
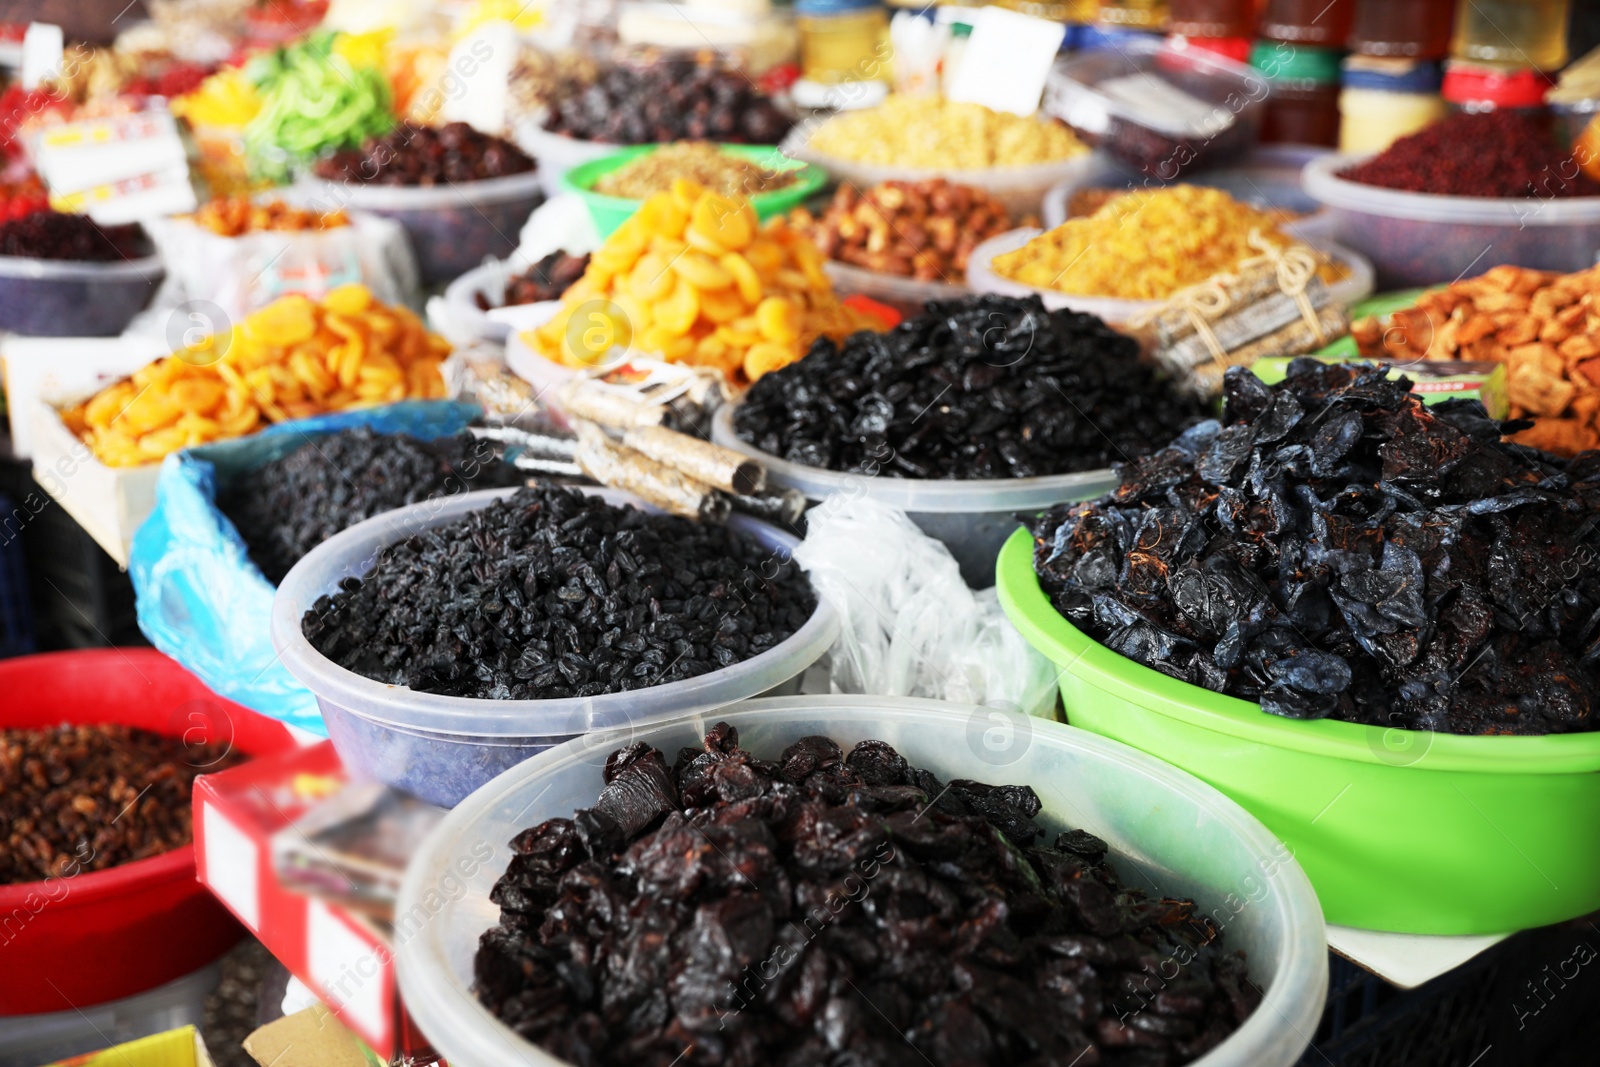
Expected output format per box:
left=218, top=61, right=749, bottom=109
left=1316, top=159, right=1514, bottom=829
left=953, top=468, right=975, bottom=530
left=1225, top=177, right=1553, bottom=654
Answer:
left=945, top=7, right=1065, bottom=117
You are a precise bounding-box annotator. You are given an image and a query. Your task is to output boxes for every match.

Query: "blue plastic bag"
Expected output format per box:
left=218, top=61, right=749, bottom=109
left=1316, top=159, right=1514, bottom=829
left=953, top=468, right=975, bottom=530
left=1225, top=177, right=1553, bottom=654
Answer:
left=129, top=400, right=486, bottom=736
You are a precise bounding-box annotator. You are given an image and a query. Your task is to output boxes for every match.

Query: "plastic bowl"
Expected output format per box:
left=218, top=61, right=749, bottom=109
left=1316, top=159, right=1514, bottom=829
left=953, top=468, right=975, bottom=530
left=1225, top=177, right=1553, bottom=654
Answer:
left=1301, top=153, right=1600, bottom=289
left=1042, top=38, right=1268, bottom=179
left=395, top=696, right=1327, bottom=1067
left=822, top=259, right=971, bottom=319
left=561, top=144, right=826, bottom=237
left=443, top=259, right=569, bottom=343
left=1043, top=147, right=1338, bottom=242
left=513, top=121, right=623, bottom=197
left=0, top=253, right=164, bottom=336
left=271, top=487, right=839, bottom=807
left=967, top=227, right=1375, bottom=325
left=295, top=170, right=545, bottom=287
left=0, top=648, right=298, bottom=1014
left=781, top=124, right=1097, bottom=217
left=995, top=528, right=1600, bottom=935
left=711, top=404, right=1116, bottom=589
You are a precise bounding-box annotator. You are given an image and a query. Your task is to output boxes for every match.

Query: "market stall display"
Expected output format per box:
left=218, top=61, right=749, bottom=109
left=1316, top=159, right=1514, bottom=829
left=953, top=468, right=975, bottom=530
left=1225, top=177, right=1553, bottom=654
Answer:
left=0, top=212, right=164, bottom=336
left=396, top=698, right=1327, bottom=1067
left=270, top=486, right=839, bottom=805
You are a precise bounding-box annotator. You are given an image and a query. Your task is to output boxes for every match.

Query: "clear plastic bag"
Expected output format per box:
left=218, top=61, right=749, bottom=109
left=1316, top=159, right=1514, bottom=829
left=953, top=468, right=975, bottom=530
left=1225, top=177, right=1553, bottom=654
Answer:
left=792, top=496, right=1059, bottom=719
left=128, top=400, right=486, bottom=736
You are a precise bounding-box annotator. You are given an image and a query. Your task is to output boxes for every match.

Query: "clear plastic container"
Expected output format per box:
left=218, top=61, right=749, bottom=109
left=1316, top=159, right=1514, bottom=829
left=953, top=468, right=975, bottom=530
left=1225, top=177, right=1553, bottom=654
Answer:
left=0, top=253, right=164, bottom=337
left=1042, top=36, right=1268, bottom=178
left=513, top=119, right=624, bottom=198
left=270, top=487, right=840, bottom=807
left=967, top=227, right=1375, bottom=325
left=711, top=404, right=1117, bottom=588
left=780, top=125, right=1098, bottom=217
left=295, top=170, right=546, bottom=288
left=0, top=963, right=219, bottom=1067
left=821, top=258, right=971, bottom=319
left=394, top=696, right=1329, bottom=1067
left=1301, top=152, right=1600, bottom=288
left=443, top=259, right=568, bottom=343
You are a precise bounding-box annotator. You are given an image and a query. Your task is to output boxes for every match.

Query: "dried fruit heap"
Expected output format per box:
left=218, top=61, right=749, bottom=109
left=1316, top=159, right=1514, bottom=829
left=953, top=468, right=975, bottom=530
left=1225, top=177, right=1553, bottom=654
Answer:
left=222, top=427, right=523, bottom=585
left=315, top=121, right=536, bottom=185
left=1338, top=111, right=1600, bottom=199
left=303, top=486, right=816, bottom=699
left=476, top=723, right=1258, bottom=1066
left=1031, top=361, right=1600, bottom=735
left=2, top=724, right=240, bottom=884
left=734, top=295, right=1203, bottom=479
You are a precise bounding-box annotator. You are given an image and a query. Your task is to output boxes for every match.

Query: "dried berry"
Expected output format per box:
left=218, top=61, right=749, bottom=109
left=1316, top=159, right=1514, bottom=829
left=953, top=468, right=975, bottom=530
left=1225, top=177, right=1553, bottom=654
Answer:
left=1, top=724, right=241, bottom=884
left=302, top=486, right=816, bottom=699
left=475, top=724, right=1258, bottom=1066
left=1030, top=360, right=1600, bottom=735
left=1338, top=111, right=1600, bottom=199
left=734, top=295, right=1204, bottom=479
left=221, top=427, right=524, bottom=585
left=0, top=210, right=152, bottom=261
left=315, top=121, right=537, bottom=186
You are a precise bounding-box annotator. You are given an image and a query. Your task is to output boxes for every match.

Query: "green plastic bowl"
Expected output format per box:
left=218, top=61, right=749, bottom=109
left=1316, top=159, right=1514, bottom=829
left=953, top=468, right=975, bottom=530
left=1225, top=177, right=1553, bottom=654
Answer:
left=561, top=144, right=827, bottom=238
left=995, top=527, right=1600, bottom=935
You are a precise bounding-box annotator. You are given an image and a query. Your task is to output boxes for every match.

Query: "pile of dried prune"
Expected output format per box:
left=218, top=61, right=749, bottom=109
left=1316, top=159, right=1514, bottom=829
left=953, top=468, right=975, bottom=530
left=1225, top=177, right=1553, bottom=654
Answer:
left=314, top=121, right=536, bottom=185
left=1031, top=360, right=1600, bottom=735
left=543, top=57, right=792, bottom=145
left=475, top=249, right=591, bottom=309
left=476, top=723, right=1258, bottom=1066
left=221, top=427, right=523, bottom=585
left=302, top=487, right=816, bottom=699
left=0, top=210, right=152, bottom=261
left=733, top=295, right=1203, bottom=479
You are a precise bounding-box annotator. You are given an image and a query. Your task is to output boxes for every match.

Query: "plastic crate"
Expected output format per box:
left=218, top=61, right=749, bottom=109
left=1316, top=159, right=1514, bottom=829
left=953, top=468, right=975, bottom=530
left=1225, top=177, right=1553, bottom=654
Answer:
left=1301, top=950, right=1500, bottom=1066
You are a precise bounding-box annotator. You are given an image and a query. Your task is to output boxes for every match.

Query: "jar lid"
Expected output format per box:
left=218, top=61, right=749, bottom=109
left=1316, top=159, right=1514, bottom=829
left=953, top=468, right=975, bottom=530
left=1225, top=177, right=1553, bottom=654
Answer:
left=1441, top=62, right=1555, bottom=108
left=1169, top=34, right=1252, bottom=64
left=1076, top=25, right=1162, bottom=52
left=1250, top=41, right=1342, bottom=84
left=796, top=0, right=881, bottom=14
left=1341, top=58, right=1443, bottom=93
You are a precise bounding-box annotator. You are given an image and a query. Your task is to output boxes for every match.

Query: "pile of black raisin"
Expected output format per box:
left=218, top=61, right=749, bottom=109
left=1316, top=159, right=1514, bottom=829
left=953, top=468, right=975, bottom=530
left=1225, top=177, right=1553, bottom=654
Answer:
left=221, top=427, right=523, bottom=585
left=476, top=723, right=1258, bottom=1066
left=301, top=487, right=816, bottom=699
left=733, top=295, right=1204, bottom=479
left=1031, top=359, right=1600, bottom=735
left=543, top=56, right=792, bottom=145
left=314, top=121, right=536, bottom=185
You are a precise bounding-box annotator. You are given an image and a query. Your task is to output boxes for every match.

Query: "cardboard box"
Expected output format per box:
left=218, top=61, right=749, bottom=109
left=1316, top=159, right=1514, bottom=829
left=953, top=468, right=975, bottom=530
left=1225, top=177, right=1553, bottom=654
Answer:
left=41, top=1025, right=215, bottom=1067
left=243, top=1006, right=378, bottom=1067
left=29, top=398, right=160, bottom=567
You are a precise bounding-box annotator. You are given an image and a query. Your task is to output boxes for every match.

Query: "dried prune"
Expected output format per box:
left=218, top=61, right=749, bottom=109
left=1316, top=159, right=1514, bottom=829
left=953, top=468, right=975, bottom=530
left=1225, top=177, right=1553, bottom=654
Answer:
left=475, top=725, right=1257, bottom=1066
left=314, top=122, right=536, bottom=186
left=301, top=486, right=816, bottom=700
left=543, top=57, right=792, bottom=146
left=475, top=250, right=591, bottom=309
left=1031, top=360, right=1600, bottom=735
left=221, top=427, right=523, bottom=585
left=734, top=295, right=1203, bottom=480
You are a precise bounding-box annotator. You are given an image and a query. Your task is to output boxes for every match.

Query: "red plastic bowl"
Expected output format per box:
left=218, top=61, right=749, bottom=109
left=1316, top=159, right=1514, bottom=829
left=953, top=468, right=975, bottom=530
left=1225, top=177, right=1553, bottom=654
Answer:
left=0, top=648, right=298, bottom=1015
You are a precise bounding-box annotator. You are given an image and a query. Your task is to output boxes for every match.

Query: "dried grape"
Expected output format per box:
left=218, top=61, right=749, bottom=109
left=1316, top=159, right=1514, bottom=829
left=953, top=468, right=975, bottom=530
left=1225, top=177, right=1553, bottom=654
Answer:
left=1030, top=360, right=1600, bottom=735
left=734, top=295, right=1204, bottom=479
left=302, top=486, right=816, bottom=700
left=475, top=724, right=1258, bottom=1066
left=221, top=427, right=524, bottom=585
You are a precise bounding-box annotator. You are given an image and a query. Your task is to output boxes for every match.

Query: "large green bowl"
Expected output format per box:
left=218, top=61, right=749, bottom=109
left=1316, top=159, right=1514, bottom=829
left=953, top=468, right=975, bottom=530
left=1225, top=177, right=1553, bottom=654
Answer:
left=996, top=527, right=1600, bottom=935
left=560, top=144, right=827, bottom=238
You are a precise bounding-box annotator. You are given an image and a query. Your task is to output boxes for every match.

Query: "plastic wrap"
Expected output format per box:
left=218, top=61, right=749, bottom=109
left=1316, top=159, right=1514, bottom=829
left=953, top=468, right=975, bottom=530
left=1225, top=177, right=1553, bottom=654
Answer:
left=128, top=400, right=487, bottom=736
left=793, top=496, right=1058, bottom=719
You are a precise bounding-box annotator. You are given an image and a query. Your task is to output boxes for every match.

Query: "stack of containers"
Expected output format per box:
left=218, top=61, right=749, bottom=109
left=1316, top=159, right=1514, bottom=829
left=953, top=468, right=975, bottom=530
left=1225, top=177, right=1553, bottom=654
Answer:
left=1441, top=0, right=1567, bottom=119
left=1165, top=0, right=1254, bottom=63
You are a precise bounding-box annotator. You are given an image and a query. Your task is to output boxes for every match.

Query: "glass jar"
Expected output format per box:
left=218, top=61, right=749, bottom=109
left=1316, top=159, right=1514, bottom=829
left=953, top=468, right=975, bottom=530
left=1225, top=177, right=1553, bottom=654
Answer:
left=1167, top=0, right=1254, bottom=38
left=1338, top=58, right=1447, bottom=153
left=1097, top=0, right=1171, bottom=31
left=1451, top=0, right=1570, bottom=71
left=1252, top=41, right=1342, bottom=146
left=1348, top=0, right=1455, bottom=61
left=1260, top=0, right=1354, bottom=47
left=796, top=0, right=890, bottom=86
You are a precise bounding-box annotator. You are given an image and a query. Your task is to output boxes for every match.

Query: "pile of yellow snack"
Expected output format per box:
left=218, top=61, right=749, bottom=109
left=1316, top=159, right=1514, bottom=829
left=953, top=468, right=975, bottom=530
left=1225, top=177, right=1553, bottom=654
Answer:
left=63, top=285, right=449, bottom=467
left=528, top=179, right=881, bottom=383
left=991, top=185, right=1323, bottom=301
left=806, top=96, right=1085, bottom=170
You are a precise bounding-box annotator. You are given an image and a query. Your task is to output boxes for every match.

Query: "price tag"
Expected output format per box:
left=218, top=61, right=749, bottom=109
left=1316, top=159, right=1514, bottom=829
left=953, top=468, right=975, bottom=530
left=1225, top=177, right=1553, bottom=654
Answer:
left=440, top=21, right=516, bottom=134
left=946, top=7, right=1066, bottom=117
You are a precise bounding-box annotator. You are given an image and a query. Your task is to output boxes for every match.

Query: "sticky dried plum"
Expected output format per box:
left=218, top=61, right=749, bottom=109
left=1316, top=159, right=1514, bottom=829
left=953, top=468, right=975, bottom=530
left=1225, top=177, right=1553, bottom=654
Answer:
left=301, top=486, right=816, bottom=700
left=475, top=725, right=1257, bottom=1065
left=221, top=427, right=523, bottom=585
left=1030, top=360, right=1600, bottom=735
left=734, top=295, right=1203, bottom=480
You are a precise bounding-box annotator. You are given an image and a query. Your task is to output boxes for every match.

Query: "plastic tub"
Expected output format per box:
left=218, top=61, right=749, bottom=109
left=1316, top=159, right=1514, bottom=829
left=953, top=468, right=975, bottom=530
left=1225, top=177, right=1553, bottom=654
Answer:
left=0, top=648, right=298, bottom=1014
left=780, top=124, right=1097, bottom=216
left=1301, top=153, right=1600, bottom=289
left=561, top=144, right=827, bottom=237
left=995, top=528, right=1600, bottom=935
left=967, top=227, right=1375, bottom=324
left=1042, top=37, right=1269, bottom=179
left=295, top=171, right=545, bottom=287
left=271, top=487, right=840, bottom=807
left=1042, top=146, right=1338, bottom=241
left=0, top=963, right=218, bottom=1067
left=0, top=253, right=164, bottom=336
left=395, top=696, right=1328, bottom=1067
left=513, top=120, right=623, bottom=197
left=711, top=403, right=1116, bottom=588
left=443, top=259, right=568, bottom=343
left=821, top=258, right=970, bottom=318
